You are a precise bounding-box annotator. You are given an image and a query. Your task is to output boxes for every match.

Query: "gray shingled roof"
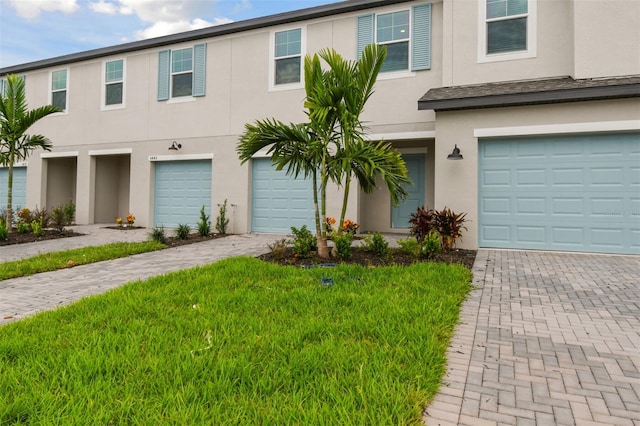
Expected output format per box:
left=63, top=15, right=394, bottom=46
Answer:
left=1, top=0, right=413, bottom=75
left=418, top=76, right=640, bottom=111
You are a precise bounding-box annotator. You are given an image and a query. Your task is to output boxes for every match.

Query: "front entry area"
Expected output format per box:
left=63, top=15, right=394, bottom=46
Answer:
left=392, top=154, right=426, bottom=228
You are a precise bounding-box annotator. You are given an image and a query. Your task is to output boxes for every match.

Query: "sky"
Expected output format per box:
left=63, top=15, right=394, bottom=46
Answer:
left=0, top=0, right=342, bottom=69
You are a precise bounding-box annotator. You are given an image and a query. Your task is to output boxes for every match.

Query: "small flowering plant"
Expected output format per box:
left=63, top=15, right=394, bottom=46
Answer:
left=115, top=217, right=123, bottom=227
left=342, top=219, right=359, bottom=235
left=324, top=216, right=336, bottom=235
left=126, top=212, right=135, bottom=225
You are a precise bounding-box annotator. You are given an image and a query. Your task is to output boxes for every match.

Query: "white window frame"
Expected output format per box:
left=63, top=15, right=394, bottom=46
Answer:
left=269, top=26, right=306, bottom=91
left=171, top=47, right=194, bottom=98
left=102, top=59, right=126, bottom=110
left=49, top=68, right=69, bottom=113
left=477, top=0, right=537, bottom=63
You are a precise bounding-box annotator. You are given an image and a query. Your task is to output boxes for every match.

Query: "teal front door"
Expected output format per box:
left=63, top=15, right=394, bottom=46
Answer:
left=392, top=154, right=425, bottom=228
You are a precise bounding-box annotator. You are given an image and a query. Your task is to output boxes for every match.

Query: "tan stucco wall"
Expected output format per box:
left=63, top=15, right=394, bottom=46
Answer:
left=433, top=98, right=640, bottom=250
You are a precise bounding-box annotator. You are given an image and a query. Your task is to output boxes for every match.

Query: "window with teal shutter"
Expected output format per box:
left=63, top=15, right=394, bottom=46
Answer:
left=486, top=0, right=528, bottom=54
left=157, top=44, right=206, bottom=100
left=356, top=3, right=431, bottom=73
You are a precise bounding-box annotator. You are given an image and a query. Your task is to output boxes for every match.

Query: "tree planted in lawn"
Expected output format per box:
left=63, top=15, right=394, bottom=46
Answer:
left=0, top=74, right=60, bottom=232
left=237, top=45, right=410, bottom=258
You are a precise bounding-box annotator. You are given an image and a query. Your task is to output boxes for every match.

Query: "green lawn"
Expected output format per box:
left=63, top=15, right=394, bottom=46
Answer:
left=0, top=257, right=471, bottom=424
left=0, top=241, right=166, bottom=280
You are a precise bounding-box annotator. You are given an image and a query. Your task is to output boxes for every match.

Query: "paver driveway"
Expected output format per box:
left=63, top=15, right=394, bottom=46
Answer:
left=425, top=249, right=640, bottom=426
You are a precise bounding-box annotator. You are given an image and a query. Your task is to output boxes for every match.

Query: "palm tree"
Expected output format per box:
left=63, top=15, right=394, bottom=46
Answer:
left=0, top=74, right=60, bottom=232
left=237, top=44, right=410, bottom=258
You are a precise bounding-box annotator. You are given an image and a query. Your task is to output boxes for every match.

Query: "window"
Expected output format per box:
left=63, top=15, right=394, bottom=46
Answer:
left=51, top=69, right=68, bottom=111
left=104, top=59, right=124, bottom=106
left=486, top=0, right=528, bottom=54
left=171, top=48, right=193, bottom=97
left=157, top=43, right=206, bottom=101
left=274, top=28, right=302, bottom=85
left=0, top=78, right=5, bottom=97
left=357, top=3, right=431, bottom=74
left=478, top=0, right=536, bottom=62
left=377, top=11, right=410, bottom=72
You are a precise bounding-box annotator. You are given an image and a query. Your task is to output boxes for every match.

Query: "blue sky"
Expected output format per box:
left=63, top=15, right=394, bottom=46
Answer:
left=0, top=0, right=341, bottom=68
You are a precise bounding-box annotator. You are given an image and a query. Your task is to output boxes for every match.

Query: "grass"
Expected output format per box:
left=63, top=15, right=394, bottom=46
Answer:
left=0, top=257, right=471, bottom=424
left=0, top=241, right=166, bottom=280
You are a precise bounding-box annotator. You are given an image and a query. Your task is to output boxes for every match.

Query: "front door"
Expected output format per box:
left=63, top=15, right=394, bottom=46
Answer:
left=391, top=154, right=425, bottom=228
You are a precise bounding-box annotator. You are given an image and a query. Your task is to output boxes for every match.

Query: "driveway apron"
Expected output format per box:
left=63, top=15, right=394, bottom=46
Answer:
left=425, top=249, right=640, bottom=426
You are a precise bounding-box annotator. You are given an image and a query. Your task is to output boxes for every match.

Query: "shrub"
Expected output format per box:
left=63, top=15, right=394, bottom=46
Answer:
left=31, top=219, right=45, bottom=237
left=63, top=200, right=76, bottom=225
left=16, top=222, right=30, bottom=234
left=421, top=231, right=442, bottom=259
left=267, top=239, right=289, bottom=261
left=17, top=207, right=33, bottom=224
left=150, top=226, right=167, bottom=244
left=362, top=232, right=389, bottom=258
left=324, top=216, right=336, bottom=236
left=197, top=205, right=211, bottom=237
left=409, top=206, right=436, bottom=243
left=290, top=225, right=316, bottom=258
left=342, top=219, right=359, bottom=235
left=176, top=224, right=191, bottom=240
left=51, top=207, right=66, bottom=232
left=433, top=207, right=467, bottom=250
left=332, top=232, right=354, bottom=260
left=215, top=199, right=230, bottom=234
left=0, top=221, right=7, bottom=241
left=397, top=237, right=421, bottom=259
left=32, top=206, right=50, bottom=229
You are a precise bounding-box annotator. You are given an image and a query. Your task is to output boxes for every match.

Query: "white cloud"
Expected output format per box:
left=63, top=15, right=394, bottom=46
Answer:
left=7, top=0, right=79, bottom=20
left=89, top=0, right=118, bottom=15
left=135, top=17, right=232, bottom=40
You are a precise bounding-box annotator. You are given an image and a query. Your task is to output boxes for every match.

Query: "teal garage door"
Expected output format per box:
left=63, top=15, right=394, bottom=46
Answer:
left=154, top=160, right=211, bottom=228
left=478, top=133, right=640, bottom=254
left=0, top=167, right=27, bottom=210
left=252, top=158, right=314, bottom=233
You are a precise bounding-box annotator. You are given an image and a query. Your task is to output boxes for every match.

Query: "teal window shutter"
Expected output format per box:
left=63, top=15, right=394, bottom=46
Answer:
left=193, top=43, right=206, bottom=97
left=356, top=14, right=374, bottom=59
left=157, top=49, right=170, bottom=101
left=412, top=3, right=431, bottom=71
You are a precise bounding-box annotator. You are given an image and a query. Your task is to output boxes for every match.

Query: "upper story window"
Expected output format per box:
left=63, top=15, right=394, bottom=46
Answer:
left=51, top=69, right=68, bottom=111
left=104, top=59, right=125, bottom=107
left=274, top=28, right=302, bottom=85
left=157, top=43, right=206, bottom=101
left=377, top=11, right=410, bottom=72
left=0, top=78, right=5, bottom=97
left=478, top=0, right=536, bottom=63
left=357, top=3, right=432, bottom=75
left=171, top=48, right=193, bottom=97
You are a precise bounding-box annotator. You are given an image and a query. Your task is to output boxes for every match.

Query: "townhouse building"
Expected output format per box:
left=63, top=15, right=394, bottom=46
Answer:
left=1, top=0, right=639, bottom=254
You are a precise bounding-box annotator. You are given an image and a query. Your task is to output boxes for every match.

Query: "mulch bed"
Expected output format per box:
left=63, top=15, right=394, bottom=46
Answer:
left=258, top=246, right=477, bottom=269
left=0, top=229, right=82, bottom=246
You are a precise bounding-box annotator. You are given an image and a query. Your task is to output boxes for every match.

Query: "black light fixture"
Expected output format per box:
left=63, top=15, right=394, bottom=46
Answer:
left=447, top=144, right=463, bottom=160
left=169, top=141, right=182, bottom=151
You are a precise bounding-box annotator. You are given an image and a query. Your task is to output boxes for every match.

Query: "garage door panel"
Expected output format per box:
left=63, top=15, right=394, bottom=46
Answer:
left=479, top=133, right=639, bottom=254
left=252, top=158, right=314, bottom=233
left=0, top=168, right=27, bottom=209
left=154, top=160, right=211, bottom=228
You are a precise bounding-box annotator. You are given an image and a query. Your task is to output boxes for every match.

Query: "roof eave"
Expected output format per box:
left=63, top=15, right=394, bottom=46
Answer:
left=418, top=83, right=640, bottom=111
left=1, top=0, right=413, bottom=75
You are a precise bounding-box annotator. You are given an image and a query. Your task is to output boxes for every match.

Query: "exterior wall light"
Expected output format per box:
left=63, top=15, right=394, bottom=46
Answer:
left=169, top=141, right=182, bottom=151
left=447, top=145, right=463, bottom=160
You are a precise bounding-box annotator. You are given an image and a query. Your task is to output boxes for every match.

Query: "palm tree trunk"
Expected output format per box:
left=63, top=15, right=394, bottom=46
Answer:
left=312, top=168, right=329, bottom=259
left=338, top=172, right=352, bottom=233
left=6, top=152, right=14, bottom=233
left=317, top=151, right=330, bottom=259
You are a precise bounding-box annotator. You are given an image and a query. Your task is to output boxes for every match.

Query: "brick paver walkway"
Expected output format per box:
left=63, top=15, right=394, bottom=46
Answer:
left=424, top=249, right=640, bottom=426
